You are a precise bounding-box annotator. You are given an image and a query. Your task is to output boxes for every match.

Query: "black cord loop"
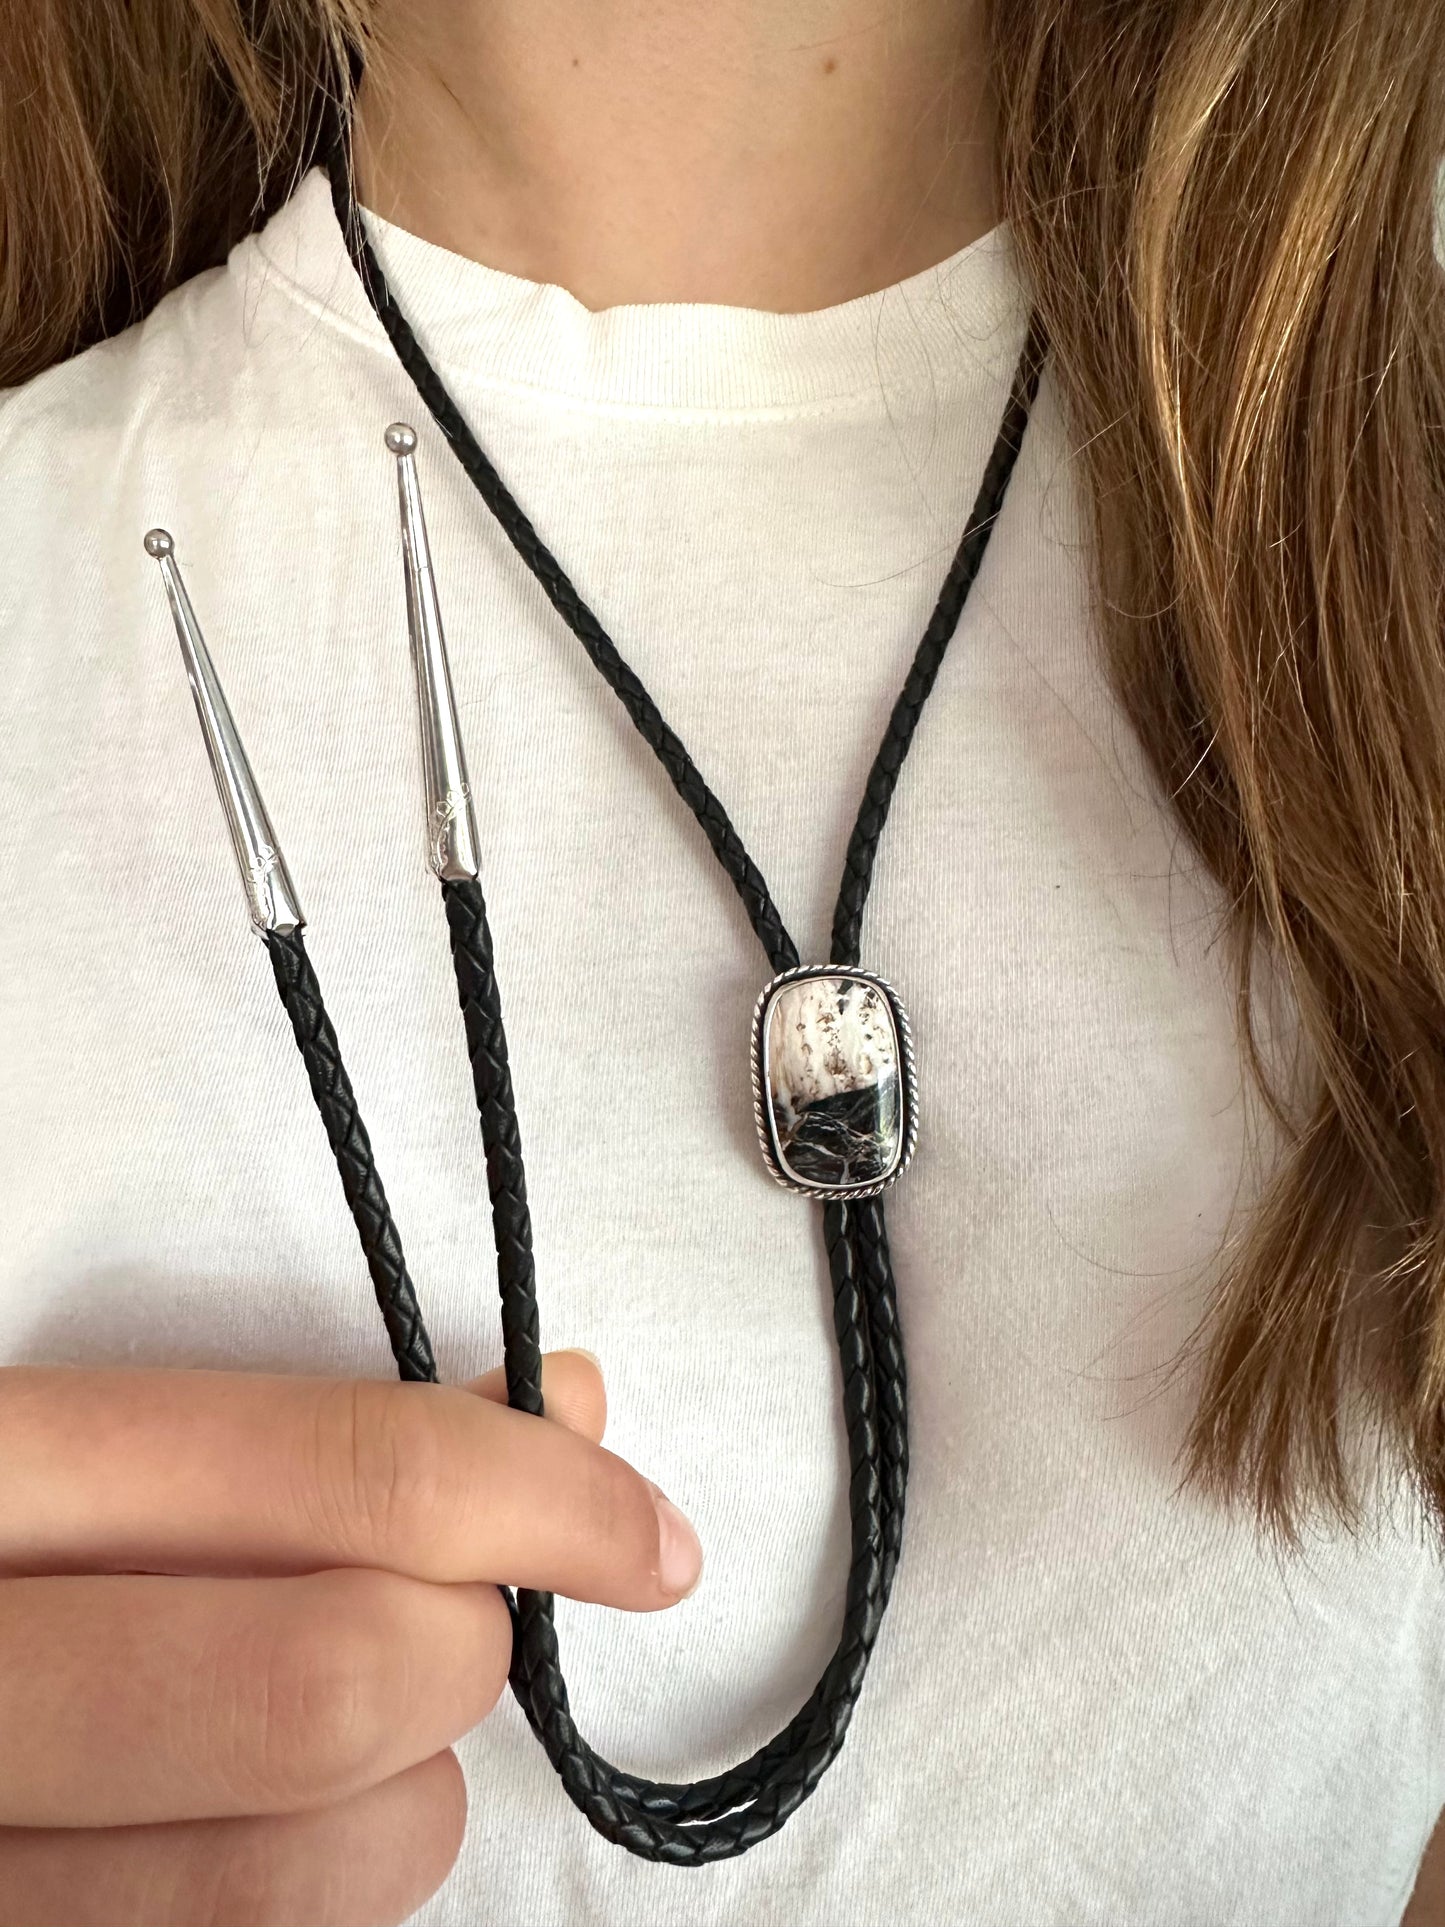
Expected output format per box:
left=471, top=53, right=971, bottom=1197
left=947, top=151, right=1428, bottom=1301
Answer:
left=440, top=873, right=903, bottom=1857
left=258, top=143, right=1045, bottom=1861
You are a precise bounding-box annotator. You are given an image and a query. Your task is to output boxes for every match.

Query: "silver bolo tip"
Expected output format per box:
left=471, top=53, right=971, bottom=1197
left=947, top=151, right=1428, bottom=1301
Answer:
left=144, top=529, right=305, bottom=937
left=387, top=423, right=481, bottom=882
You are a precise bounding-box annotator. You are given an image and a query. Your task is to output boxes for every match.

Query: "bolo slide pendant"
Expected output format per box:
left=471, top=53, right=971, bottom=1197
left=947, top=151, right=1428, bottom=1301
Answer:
left=751, top=966, right=918, bottom=1200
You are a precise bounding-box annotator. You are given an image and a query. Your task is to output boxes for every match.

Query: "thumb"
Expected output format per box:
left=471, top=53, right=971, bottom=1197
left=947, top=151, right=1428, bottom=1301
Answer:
left=464, top=1348, right=607, bottom=1444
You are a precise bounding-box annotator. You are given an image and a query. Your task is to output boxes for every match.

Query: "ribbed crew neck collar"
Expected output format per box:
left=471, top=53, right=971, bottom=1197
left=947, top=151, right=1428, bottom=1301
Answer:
left=248, top=168, right=1028, bottom=416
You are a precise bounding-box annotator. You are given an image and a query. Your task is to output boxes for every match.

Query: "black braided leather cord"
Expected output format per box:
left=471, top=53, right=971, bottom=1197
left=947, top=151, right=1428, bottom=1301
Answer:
left=830, top=325, right=1048, bottom=968
left=263, top=930, right=437, bottom=1383
left=440, top=880, right=543, bottom=1421
left=443, top=874, right=898, bottom=1857
left=259, top=147, right=1045, bottom=1860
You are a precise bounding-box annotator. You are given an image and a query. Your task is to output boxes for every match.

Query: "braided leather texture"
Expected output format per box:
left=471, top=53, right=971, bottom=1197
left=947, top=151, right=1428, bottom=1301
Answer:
left=830, top=317, right=1049, bottom=968
left=258, top=144, right=1043, bottom=1861
left=264, top=931, right=437, bottom=1383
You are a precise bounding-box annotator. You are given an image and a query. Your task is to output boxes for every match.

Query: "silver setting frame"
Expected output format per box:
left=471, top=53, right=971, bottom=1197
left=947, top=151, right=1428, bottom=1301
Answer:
left=749, top=963, right=919, bottom=1200
left=144, top=528, right=305, bottom=936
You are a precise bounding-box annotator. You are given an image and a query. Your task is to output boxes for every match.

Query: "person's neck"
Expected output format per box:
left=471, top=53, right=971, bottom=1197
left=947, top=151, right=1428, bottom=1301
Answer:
left=353, top=1, right=996, bottom=314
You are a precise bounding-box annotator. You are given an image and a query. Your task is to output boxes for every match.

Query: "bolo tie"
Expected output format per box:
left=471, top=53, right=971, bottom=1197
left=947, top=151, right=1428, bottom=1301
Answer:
left=143, top=156, right=1047, bottom=1863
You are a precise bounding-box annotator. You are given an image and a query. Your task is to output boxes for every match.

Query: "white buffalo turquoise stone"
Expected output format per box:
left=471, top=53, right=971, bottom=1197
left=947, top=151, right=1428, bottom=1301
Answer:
left=763, top=975, right=902, bottom=1189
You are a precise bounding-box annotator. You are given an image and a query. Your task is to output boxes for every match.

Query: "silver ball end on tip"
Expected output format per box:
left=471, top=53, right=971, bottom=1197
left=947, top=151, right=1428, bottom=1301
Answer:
left=384, top=422, right=417, bottom=456
left=143, top=528, right=174, bottom=559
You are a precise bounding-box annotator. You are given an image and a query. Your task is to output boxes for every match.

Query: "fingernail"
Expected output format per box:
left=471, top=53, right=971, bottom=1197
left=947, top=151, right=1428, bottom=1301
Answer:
left=645, top=1480, right=702, bottom=1600
left=554, top=1346, right=602, bottom=1371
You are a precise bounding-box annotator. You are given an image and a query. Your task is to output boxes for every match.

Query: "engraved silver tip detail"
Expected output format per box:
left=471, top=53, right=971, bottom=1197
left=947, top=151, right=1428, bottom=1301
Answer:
left=389, top=427, right=481, bottom=881
left=145, top=531, right=305, bottom=937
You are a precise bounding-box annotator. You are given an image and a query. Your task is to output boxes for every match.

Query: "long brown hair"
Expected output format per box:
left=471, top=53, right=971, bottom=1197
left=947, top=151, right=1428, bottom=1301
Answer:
left=4, top=0, right=1445, bottom=1542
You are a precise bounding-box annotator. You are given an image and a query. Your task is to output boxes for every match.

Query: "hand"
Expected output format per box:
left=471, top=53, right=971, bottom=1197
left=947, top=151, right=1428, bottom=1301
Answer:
left=0, top=1354, right=701, bottom=1927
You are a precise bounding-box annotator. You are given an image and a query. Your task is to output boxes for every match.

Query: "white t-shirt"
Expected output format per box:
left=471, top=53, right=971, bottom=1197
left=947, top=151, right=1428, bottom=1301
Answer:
left=1, top=168, right=1441, bottom=1926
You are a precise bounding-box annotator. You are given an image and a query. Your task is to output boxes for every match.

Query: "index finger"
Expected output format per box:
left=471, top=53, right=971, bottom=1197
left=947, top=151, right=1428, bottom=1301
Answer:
left=0, top=1367, right=700, bottom=1609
